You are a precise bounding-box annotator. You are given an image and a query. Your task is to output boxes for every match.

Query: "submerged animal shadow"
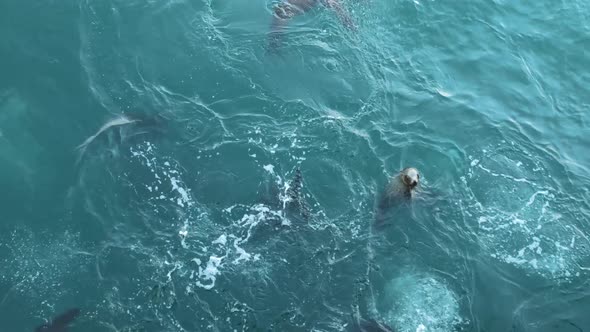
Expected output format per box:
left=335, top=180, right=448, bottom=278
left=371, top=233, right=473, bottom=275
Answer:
left=35, top=308, right=80, bottom=332
left=258, top=167, right=313, bottom=224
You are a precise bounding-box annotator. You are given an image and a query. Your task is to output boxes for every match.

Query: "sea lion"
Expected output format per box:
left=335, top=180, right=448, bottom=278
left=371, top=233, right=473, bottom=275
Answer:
left=375, top=167, right=420, bottom=225
left=268, top=0, right=356, bottom=50
left=34, top=308, right=80, bottom=332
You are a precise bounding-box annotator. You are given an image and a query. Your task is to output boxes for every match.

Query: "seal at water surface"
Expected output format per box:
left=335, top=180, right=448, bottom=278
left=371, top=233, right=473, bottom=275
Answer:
left=268, top=0, right=356, bottom=50
left=375, top=167, right=420, bottom=224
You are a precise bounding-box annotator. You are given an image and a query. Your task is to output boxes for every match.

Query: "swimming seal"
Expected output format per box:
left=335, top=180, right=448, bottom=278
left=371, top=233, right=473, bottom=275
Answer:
left=35, top=308, right=80, bottom=332
left=375, top=167, right=420, bottom=224
left=268, top=0, right=356, bottom=50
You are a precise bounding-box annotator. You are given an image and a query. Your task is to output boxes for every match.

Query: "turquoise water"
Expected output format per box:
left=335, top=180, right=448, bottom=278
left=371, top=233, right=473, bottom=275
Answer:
left=1, top=0, right=590, bottom=331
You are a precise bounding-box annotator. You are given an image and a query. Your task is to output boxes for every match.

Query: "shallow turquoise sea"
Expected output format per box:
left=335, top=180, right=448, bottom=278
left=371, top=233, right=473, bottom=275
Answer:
left=1, top=0, right=590, bottom=331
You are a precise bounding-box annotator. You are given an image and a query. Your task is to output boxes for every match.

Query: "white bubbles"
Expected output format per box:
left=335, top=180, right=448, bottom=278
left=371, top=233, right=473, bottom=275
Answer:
left=170, top=177, right=192, bottom=207
left=130, top=142, right=195, bottom=209
left=187, top=203, right=279, bottom=290
left=466, top=146, right=590, bottom=280
left=212, top=234, right=227, bottom=246
left=381, top=272, right=464, bottom=332
left=0, top=229, right=91, bottom=314
left=195, top=255, right=224, bottom=290
left=128, top=141, right=285, bottom=292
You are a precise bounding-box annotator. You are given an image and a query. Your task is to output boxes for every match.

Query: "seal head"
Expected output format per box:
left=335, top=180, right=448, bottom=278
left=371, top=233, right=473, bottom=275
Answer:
left=400, top=167, right=420, bottom=191
left=374, top=167, right=421, bottom=226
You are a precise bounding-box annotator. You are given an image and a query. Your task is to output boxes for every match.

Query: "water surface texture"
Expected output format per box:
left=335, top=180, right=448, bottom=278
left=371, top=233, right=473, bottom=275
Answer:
left=1, top=0, right=590, bottom=331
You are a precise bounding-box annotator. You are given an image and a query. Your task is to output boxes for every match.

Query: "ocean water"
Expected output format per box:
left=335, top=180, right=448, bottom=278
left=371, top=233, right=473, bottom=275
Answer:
left=1, top=0, right=590, bottom=331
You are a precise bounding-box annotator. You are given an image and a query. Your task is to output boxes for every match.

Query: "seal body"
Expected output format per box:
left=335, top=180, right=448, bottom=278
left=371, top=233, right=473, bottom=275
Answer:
left=274, top=0, right=319, bottom=19
left=35, top=308, right=80, bottom=332
left=375, top=167, right=420, bottom=224
left=283, top=168, right=311, bottom=221
left=268, top=0, right=355, bottom=50
left=259, top=168, right=311, bottom=222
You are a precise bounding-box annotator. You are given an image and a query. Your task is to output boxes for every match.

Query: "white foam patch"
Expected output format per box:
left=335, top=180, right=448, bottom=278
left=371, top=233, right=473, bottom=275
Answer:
left=179, top=228, right=189, bottom=248
left=130, top=142, right=195, bottom=209
left=232, top=244, right=251, bottom=264
left=213, top=234, right=227, bottom=245
left=128, top=142, right=235, bottom=291
left=195, top=255, right=224, bottom=290
left=122, top=143, right=291, bottom=296
left=279, top=181, right=294, bottom=211
left=230, top=204, right=283, bottom=264
left=263, top=164, right=283, bottom=191
left=170, top=177, right=192, bottom=207
left=263, top=164, right=275, bottom=174
left=382, top=273, right=465, bottom=332
left=187, top=203, right=284, bottom=290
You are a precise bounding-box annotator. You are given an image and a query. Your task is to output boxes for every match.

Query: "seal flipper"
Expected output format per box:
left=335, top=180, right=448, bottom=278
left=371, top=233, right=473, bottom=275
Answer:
left=35, top=308, right=80, bottom=332
left=356, top=318, right=395, bottom=332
